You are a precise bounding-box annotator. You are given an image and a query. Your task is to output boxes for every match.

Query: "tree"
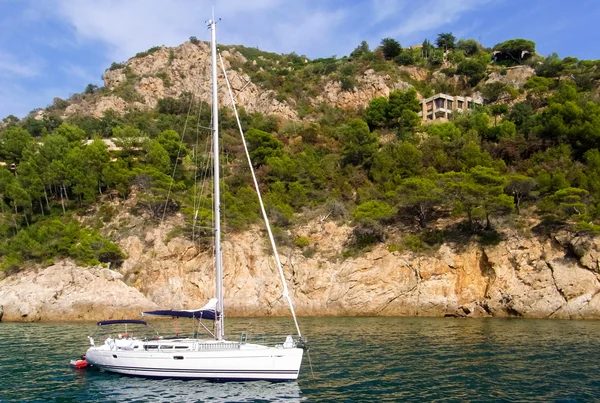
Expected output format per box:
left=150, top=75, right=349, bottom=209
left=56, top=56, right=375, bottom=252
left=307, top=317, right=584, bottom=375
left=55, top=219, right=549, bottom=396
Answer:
left=524, top=76, right=554, bottom=95
left=380, top=38, right=402, bottom=60
left=85, top=84, right=99, bottom=94
left=65, top=146, right=98, bottom=204
left=339, top=119, right=378, bottom=167
left=443, top=171, right=481, bottom=229
left=113, top=125, right=146, bottom=156
left=131, top=167, right=183, bottom=219
left=0, top=126, right=34, bottom=163
left=505, top=174, right=536, bottom=214
left=422, top=39, right=434, bottom=57
left=370, top=142, right=422, bottom=190
left=428, top=49, right=445, bottom=67
left=2, top=115, right=19, bottom=126
left=485, top=120, right=516, bottom=142
left=387, top=88, right=421, bottom=135
left=427, top=122, right=462, bottom=141
left=551, top=187, right=591, bottom=218
left=469, top=166, right=513, bottom=229
left=364, top=97, right=389, bottom=129
left=55, top=122, right=85, bottom=143
left=46, top=157, right=70, bottom=214
left=394, top=50, right=418, bottom=66
left=536, top=53, right=564, bottom=78
left=102, top=158, right=132, bottom=198
left=16, top=158, right=45, bottom=214
left=157, top=129, right=187, bottom=164
left=480, top=82, right=511, bottom=104
left=443, top=167, right=514, bottom=230
left=38, top=133, right=70, bottom=169
left=457, top=57, right=488, bottom=86
left=506, top=101, right=535, bottom=130
left=493, top=39, right=536, bottom=64
left=350, top=40, right=371, bottom=60
left=83, top=138, right=110, bottom=195
left=436, top=32, right=456, bottom=50
left=397, top=177, right=443, bottom=228
left=456, top=39, right=481, bottom=56
left=490, top=104, right=509, bottom=126
left=245, top=128, right=283, bottom=167
left=352, top=200, right=397, bottom=223
left=7, top=181, right=32, bottom=226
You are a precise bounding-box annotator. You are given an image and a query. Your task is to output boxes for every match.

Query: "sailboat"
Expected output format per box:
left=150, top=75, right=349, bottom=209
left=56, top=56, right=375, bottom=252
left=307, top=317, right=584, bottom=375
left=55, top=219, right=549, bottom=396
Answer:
left=84, top=18, right=307, bottom=381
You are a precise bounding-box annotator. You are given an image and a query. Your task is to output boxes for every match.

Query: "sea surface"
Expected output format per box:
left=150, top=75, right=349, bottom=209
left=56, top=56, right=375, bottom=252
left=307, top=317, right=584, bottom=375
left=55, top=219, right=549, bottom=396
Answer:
left=1, top=317, right=599, bottom=402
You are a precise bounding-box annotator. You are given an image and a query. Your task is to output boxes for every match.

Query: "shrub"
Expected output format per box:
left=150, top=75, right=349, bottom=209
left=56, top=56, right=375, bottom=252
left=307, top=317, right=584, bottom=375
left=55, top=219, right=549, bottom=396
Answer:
left=340, top=76, right=356, bottom=92
left=402, top=234, right=423, bottom=252
left=352, top=200, right=397, bottom=223
left=351, top=221, right=385, bottom=248
left=294, top=236, right=310, bottom=248
left=109, top=62, right=125, bottom=71
left=0, top=218, right=124, bottom=272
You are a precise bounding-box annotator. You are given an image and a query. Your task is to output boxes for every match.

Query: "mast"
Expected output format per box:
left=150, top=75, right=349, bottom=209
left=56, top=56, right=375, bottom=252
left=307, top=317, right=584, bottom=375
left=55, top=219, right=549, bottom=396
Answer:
left=209, top=18, right=224, bottom=341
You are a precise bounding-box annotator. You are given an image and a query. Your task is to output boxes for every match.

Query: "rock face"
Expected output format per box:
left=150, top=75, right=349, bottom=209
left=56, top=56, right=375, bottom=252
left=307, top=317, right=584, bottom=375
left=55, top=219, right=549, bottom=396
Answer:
left=312, top=69, right=412, bottom=110
left=2, top=216, right=600, bottom=322
left=485, top=65, right=535, bottom=88
left=62, top=42, right=416, bottom=120
left=0, top=261, right=156, bottom=321
left=64, top=42, right=300, bottom=120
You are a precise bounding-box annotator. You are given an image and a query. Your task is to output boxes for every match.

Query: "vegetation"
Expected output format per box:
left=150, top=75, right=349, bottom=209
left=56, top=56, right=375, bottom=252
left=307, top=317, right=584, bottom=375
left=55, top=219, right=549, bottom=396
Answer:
left=2, top=30, right=600, bottom=271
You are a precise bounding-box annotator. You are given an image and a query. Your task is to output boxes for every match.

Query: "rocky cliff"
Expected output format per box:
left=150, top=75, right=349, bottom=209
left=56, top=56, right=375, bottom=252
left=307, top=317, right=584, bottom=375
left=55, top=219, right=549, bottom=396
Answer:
left=60, top=41, right=413, bottom=120
left=2, top=211, right=599, bottom=321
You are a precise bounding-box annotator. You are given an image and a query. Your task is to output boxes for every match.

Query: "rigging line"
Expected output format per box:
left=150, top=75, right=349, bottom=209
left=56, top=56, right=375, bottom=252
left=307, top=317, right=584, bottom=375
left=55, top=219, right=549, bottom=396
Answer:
left=193, top=69, right=214, bottom=240
left=306, top=349, right=315, bottom=379
left=160, top=89, right=197, bottom=223
left=218, top=50, right=303, bottom=339
left=192, top=85, right=208, bottom=239
left=194, top=131, right=213, bottom=239
left=221, top=79, right=251, bottom=107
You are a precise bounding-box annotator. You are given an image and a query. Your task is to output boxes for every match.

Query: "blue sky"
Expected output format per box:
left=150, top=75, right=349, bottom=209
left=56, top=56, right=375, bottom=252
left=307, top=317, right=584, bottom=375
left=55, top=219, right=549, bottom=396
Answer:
left=1, top=0, right=597, bottom=119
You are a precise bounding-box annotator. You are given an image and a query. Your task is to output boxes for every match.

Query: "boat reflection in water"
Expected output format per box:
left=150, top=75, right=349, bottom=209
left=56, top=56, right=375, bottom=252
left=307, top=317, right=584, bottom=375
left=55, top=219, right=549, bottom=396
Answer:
left=80, top=371, right=304, bottom=403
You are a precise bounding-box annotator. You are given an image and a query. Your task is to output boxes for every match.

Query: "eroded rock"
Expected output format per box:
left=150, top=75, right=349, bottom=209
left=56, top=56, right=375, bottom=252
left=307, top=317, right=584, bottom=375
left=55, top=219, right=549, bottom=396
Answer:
left=2, top=220, right=600, bottom=321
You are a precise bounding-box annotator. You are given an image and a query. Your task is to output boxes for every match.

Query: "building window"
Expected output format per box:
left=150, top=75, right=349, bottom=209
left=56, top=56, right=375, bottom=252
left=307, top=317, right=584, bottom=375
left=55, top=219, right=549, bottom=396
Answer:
left=457, top=100, right=464, bottom=109
left=447, top=100, right=453, bottom=109
left=468, top=101, right=473, bottom=109
left=435, top=98, right=444, bottom=109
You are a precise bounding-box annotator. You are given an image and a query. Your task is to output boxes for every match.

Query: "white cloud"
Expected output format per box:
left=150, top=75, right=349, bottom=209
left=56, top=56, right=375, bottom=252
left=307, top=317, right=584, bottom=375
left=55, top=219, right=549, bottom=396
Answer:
left=52, top=0, right=285, bottom=62
left=0, top=0, right=499, bottom=119
left=0, top=52, right=41, bottom=78
left=49, top=0, right=494, bottom=62
left=374, top=0, right=492, bottom=42
left=60, top=63, right=100, bottom=84
left=370, top=0, right=409, bottom=23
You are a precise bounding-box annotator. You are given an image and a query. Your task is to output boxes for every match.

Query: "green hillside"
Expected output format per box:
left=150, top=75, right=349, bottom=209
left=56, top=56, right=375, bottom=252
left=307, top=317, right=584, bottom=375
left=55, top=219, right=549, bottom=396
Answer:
left=1, top=34, right=600, bottom=272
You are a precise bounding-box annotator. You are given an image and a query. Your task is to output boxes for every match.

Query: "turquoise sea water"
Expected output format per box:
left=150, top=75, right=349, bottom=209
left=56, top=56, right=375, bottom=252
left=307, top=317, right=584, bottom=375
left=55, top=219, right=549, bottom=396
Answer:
left=1, top=317, right=599, bottom=402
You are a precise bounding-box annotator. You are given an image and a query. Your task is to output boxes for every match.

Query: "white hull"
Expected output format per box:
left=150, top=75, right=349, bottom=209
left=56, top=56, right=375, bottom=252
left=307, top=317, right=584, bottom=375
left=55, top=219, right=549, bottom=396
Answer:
left=85, top=339, right=303, bottom=381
